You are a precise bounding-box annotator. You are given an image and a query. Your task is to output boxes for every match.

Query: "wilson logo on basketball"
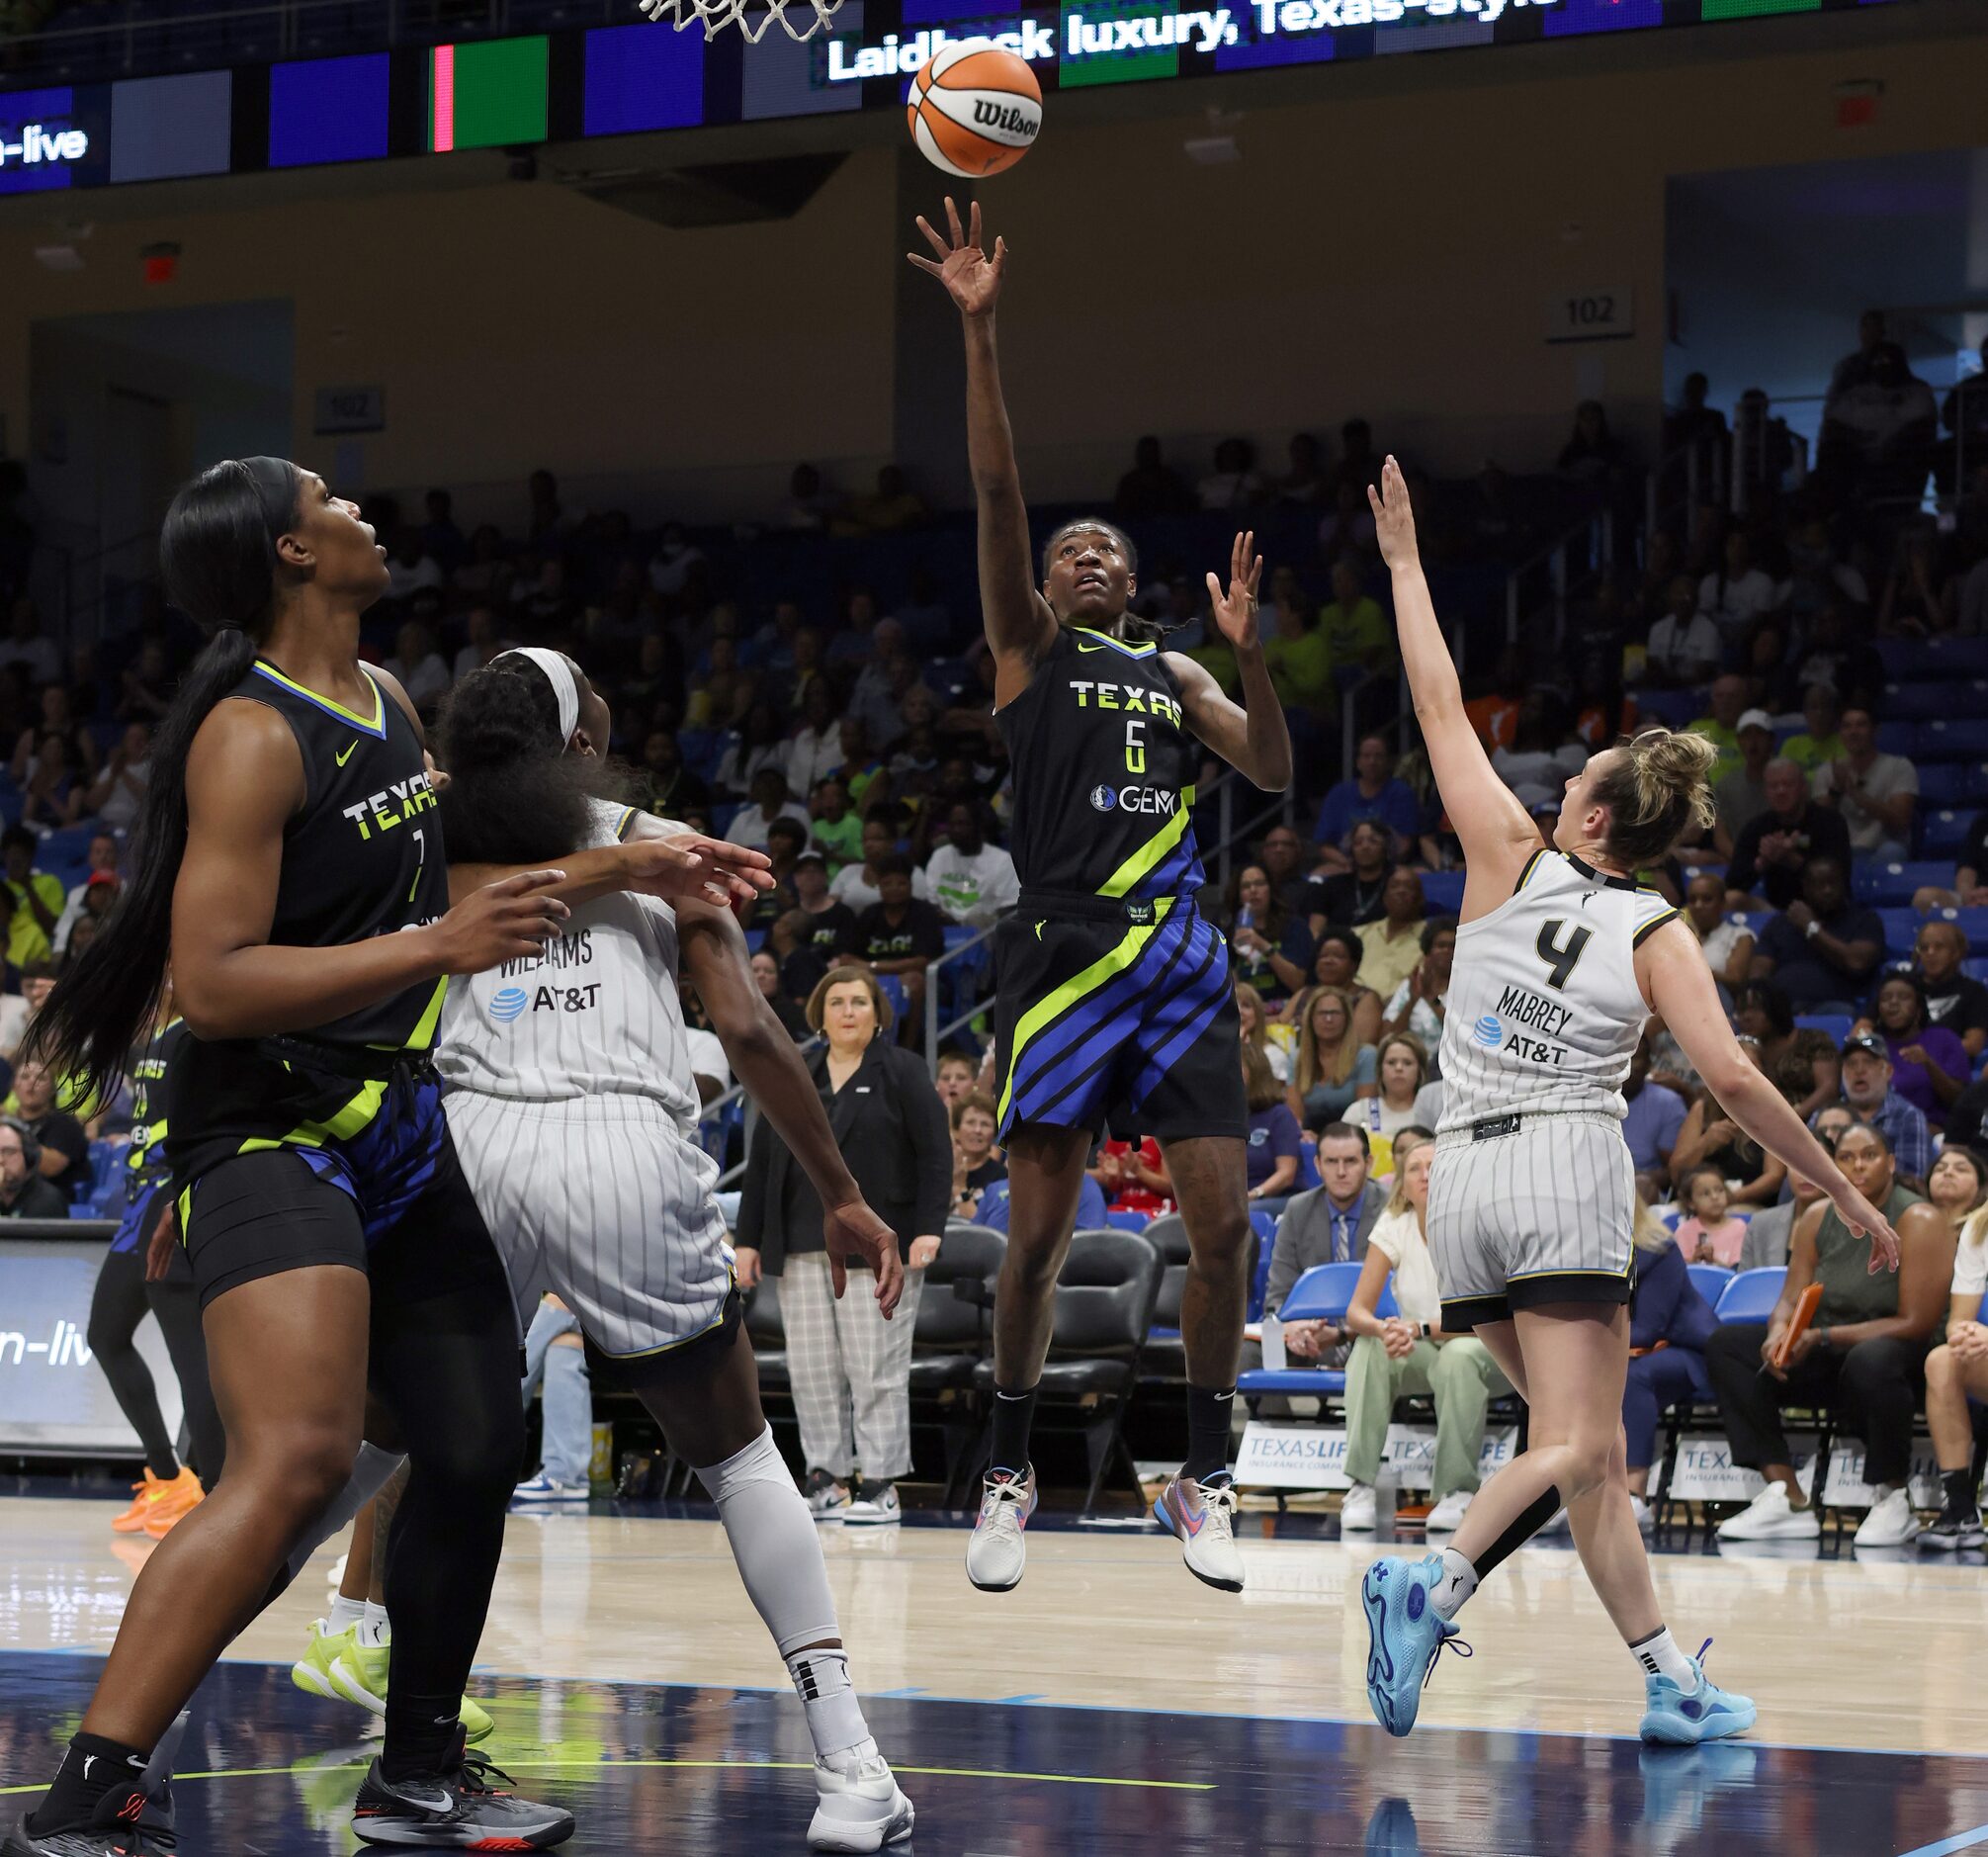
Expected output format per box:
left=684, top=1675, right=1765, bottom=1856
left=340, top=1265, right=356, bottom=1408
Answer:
left=970, top=100, right=1039, bottom=139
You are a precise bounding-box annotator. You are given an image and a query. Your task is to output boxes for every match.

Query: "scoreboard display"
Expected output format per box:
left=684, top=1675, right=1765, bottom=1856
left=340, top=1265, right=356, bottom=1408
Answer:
left=0, top=0, right=1906, bottom=196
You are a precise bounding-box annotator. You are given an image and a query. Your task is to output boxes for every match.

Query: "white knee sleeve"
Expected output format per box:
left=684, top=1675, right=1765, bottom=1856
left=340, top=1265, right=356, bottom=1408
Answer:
left=696, top=1425, right=840, bottom=1658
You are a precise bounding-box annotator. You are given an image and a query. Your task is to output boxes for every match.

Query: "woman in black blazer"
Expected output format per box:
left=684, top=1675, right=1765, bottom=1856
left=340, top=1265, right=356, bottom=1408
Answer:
left=737, top=964, right=951, bottom=1524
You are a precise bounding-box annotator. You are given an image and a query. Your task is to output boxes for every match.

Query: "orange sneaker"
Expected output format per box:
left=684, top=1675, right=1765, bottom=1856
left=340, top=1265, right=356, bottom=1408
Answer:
left=141, top=1467, right=206, bottom=1540
left=112, top=1469, right=170, bottom=1534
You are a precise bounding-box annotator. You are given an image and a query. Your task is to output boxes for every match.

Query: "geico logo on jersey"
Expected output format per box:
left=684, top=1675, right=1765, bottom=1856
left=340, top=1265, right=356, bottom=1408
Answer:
left=1067, top=679, right=1183, bottom=728
left=1089, top=784, right=1176, bottom=815
left=340, top=771, right=439, bottom=841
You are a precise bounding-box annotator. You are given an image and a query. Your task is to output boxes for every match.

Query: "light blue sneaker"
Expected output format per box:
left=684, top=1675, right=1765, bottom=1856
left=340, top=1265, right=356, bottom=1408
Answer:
left=1359, top=1553, right=1471, bottom=1737
left=1638, top=1638, right=1757, bottom=1745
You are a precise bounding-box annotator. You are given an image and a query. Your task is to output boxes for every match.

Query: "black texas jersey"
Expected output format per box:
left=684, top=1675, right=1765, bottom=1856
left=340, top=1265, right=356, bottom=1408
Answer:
left=225, top=659, right=451, bottom=1050
left=995, top=625, right=1207, bottom=903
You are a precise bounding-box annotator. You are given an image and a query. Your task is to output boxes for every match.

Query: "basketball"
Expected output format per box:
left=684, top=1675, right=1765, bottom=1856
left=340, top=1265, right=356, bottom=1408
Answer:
left=906, top=40, right=1042, bottom=180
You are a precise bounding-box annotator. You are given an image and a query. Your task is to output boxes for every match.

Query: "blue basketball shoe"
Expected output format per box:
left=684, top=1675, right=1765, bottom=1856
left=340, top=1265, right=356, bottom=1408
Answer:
left=1638, top=1638, right=1756, bottom=1745
left=1360, top=1554, right=1471, bottom=1737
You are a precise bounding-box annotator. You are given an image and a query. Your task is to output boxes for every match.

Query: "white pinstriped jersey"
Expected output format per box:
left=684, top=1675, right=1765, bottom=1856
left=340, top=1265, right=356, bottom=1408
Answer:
left=436, top=801, right=701, bottom=1132
left=1435, top=848, right=1677, bottom=1132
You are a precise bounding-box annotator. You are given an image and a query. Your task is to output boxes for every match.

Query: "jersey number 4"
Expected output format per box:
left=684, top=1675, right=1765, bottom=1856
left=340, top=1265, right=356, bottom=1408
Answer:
left=1536, top=920, right=1592, bottom=990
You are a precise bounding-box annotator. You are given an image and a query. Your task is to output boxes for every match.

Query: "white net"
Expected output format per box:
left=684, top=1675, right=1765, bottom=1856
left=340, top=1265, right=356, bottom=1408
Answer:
left=638, top=0, right=846, bottom=41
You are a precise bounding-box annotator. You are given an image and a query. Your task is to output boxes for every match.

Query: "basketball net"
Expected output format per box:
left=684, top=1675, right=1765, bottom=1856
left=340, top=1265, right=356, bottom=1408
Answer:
left=638, top=0, right=845, bottom=42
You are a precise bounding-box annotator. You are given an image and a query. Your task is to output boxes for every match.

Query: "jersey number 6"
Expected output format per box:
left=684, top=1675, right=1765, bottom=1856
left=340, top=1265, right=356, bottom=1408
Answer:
left=1536, top=920, right=1592, bottom=991
left=1124, top=717, right=1146, bottom=776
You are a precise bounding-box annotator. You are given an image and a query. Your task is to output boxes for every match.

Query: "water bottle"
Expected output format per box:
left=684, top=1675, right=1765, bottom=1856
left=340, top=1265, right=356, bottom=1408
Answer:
left=1261, top=1311, right=1287, bottom=1371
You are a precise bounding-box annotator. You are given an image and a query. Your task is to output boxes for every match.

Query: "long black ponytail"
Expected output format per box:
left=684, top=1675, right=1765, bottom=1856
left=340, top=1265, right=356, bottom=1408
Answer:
left=436, top=659, right=633, bottom=866
left=29, top=457, right=299, bottom=1098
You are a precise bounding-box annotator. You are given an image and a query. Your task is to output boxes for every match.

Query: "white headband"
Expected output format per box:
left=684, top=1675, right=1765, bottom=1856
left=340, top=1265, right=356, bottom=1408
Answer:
left=497, top=647, right=579, bottom=747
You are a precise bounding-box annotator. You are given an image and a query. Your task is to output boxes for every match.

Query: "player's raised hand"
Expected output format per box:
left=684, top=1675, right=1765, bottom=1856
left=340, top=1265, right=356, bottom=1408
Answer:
left=435, top=869, right=569, bottom=971
left=825, top=1195, right=907, bottom=1319
left=622, top=834, right=775, bottom=908
left=908, top=197, right=1006, bottom=318
left=1367, top=455, right=1421, bottom=574
left=1831, top=1182, right=1902, bottom=1274
left=1206, top=530, right=1264, bottom=651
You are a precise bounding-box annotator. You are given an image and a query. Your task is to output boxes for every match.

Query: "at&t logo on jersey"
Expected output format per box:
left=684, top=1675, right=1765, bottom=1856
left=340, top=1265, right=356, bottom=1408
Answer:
left=1472, top=1015, right=1503, bottom=1048
left=488, top=987, right=529, bottom=1022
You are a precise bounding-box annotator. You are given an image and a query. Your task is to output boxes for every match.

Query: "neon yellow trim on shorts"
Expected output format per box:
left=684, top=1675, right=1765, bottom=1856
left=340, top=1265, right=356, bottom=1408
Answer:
left=997, top=913, right=1167, bottom=1126
left=1098, top=785, right=1195, bottom=899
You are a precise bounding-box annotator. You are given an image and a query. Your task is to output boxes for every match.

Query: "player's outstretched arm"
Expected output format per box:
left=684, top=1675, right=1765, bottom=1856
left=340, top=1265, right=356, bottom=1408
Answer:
left=908, top=197, right=1057, bottom=687
left=1166, top=530, right=1292, bottom=792
left=1643, top=921, right=1901, bottom=1272
left=1368, top=457, right=1536, bottom=889
left=677, top=896, right=905, bottom=1317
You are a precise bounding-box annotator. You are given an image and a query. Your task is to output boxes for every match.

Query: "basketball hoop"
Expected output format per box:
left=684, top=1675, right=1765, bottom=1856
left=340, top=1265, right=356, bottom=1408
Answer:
left=637, top=0, right=846, bottom=42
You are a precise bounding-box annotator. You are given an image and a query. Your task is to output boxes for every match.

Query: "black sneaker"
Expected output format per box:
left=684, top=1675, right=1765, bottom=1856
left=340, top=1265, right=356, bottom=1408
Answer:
left=2, top=1781, right=173, bottom=1857
left=1920, top=1507, right=1985, bottom=1551
left=352, top=1732, right=574, bottom=1849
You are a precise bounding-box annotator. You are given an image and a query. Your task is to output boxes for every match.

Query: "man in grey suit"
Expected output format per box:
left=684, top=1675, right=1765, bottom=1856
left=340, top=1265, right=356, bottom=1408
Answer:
left=1243, top=1123, right=1389, bottom=1380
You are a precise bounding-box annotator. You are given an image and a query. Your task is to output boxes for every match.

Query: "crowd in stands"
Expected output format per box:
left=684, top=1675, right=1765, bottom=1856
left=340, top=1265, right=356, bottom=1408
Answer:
left=1, top=320, right=1986, bottom=1540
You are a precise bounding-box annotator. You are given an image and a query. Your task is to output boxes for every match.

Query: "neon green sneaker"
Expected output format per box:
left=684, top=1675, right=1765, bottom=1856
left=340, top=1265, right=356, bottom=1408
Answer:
left=329, top=1636, right=496, bottom=1744
left=291, top=1619, right=356, bottom=1700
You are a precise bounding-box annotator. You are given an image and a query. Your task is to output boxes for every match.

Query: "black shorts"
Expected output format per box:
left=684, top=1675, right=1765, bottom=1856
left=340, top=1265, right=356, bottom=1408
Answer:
left=994, top=892, right=1247, bottom=1144
left=181, top=1136, right=511, bottom=1319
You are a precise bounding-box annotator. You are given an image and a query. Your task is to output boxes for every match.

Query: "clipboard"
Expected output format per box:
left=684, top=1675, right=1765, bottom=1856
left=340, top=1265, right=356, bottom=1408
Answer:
left=1770, top=1282, right=1825, bottom=1371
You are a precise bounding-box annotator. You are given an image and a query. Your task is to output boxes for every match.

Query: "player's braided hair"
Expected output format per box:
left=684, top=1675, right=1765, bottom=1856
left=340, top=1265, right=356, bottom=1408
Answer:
left=1592, top=727, right=1718, bottom=867
left=435, top=659, right=635, bottom=866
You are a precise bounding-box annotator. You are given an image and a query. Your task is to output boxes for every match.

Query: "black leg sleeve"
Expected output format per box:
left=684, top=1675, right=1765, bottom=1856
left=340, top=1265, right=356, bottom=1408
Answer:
left=88, top=1247, right=178, bottom=1481
left=368, top=1257, right=525, bottom=1771
left=144, top=1275, right=224, bottom=1490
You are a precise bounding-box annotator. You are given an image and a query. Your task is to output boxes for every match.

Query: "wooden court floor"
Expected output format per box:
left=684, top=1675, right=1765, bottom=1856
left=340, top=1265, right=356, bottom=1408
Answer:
left=2, top=1490, right=1986, bottom=1854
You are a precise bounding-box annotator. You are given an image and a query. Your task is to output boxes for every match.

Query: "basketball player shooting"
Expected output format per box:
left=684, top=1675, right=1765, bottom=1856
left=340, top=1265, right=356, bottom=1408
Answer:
left=909, top=198, right=1293, bottom=1595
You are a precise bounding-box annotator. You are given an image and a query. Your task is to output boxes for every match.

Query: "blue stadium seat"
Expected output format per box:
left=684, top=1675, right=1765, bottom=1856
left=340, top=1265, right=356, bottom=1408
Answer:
left=1274, top=1261, right=1399, bottom=1325
left=1883, top=683, right=1951, bottom=722
left=1876, top=909, right=1925, bottom=957
left=1924, top=810, right=1972, bottom=856
left=742, top=928, right=767, bottom=953
left=1794, top=1014, right=1853, bottom=1049
left=1914, top=764, right=1984, bottom=808
left=1420, top=870, right=1466, bottom=914
left=1106, top=1209, right=1150, bottom=1233
left=1876, top=722, right=1918, bottom=758
left=1877, top=637, right=1988, bottom=679
left=1855, top=862, right=1951, bottom=906
left=1685, top=1263, right=1734, bottom=1307
left=1247, top=1210, right=1276, bottom=1323
left=876, top=973, right=909, bottom=1020
left=1635, top=689, right=1701, bottom=730
left=1237, top=1368, right=1346, bottom=1398
left=1714, top=1267, right=1785, bottom=1324
left=1915, top=720, right=1988, bottom=764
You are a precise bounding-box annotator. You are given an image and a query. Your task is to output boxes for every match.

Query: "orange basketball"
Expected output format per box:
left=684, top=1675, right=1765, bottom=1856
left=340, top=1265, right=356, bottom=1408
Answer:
left=906, top=39, right=1043, bottom=180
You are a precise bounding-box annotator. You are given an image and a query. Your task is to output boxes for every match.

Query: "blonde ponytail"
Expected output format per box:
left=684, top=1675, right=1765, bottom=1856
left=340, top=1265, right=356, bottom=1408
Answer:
left=1594, top=727, right=1719, bottom=867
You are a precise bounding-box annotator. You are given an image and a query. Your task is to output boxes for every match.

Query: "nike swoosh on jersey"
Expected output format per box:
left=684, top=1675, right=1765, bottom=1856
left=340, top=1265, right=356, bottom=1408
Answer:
left=335, top=741, right=359, bottom=766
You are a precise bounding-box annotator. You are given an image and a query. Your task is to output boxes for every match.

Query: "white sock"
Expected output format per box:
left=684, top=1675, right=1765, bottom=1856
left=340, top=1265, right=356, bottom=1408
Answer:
left=694, top=1427, right=871, bottom=1760
left=1430, top=1548, right=1478, bottom=1620
left=326, top=1594, right=366, bottom=1636
left=360, top=1601, right=390, bottom=1648
left=1629, top=1625, right=1697, bottom=1690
